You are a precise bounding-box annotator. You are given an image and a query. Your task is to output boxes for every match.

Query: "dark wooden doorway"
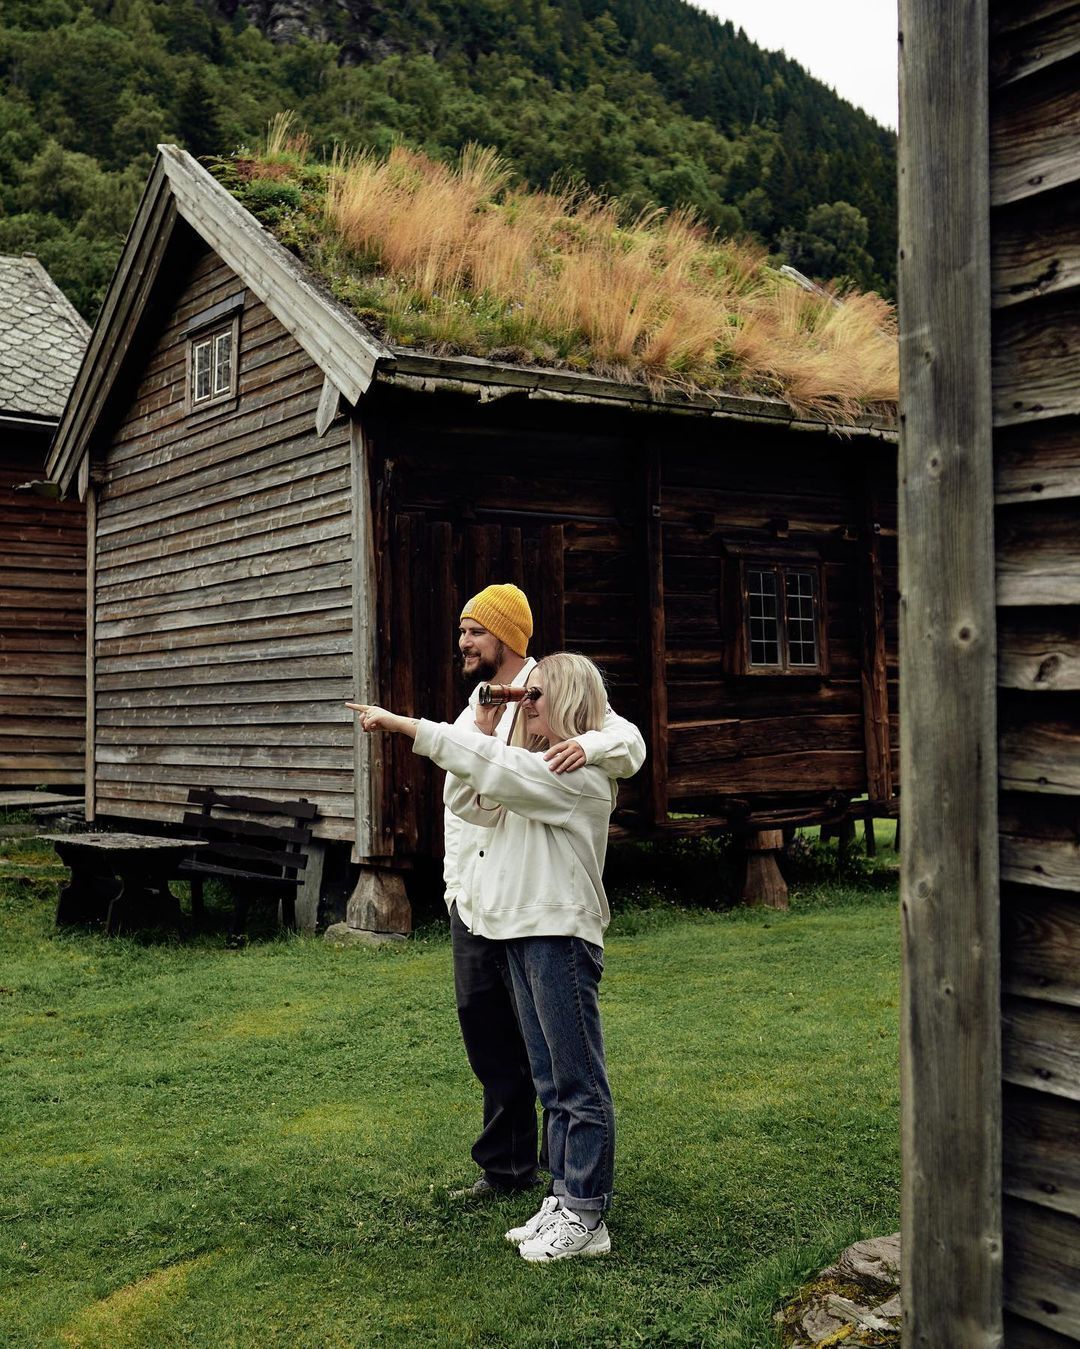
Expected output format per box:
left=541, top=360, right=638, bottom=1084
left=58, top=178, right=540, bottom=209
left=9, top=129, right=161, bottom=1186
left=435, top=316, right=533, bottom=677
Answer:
left=375, top=511, right=566, bottom=858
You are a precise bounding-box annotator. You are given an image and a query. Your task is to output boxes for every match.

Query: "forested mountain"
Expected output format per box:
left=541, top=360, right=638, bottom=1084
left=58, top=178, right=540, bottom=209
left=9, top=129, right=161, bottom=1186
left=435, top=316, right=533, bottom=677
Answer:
left=0, top=0, right=897, bottom=321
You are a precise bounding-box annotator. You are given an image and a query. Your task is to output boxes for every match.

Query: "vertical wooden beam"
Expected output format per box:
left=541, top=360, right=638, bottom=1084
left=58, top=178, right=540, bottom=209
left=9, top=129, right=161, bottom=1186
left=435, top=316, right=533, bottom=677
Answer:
left=409, top=513, right=433, bottom=857
left=468, top=523, right=501, bottom=597
left=429, top=520, right=456, bottom=858
left=84, top=484, right=96, bottom=823
left=350, top=419, right=384, bottom=859
left=899, top=0, right=1003, bottom=1343
left=539, top=524, right=565, bottom=652
left=858, top=466, right=893, bottom=804
left=504, top=525, right=524, bottom=591
left=293, top=839, right=326, bottom=933
left=374, top=449, right=395, bottom=857
left=391, top=512, right=419, bottom=852
left=430, top=521, right=457, bottom=723
left=642, top=447, right=668, bottom=825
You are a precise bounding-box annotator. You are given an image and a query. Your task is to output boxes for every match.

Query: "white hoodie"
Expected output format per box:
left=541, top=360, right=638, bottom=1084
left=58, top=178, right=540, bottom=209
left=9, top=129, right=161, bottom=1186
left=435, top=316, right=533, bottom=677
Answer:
left=441, top=658, right=645, bottom=929
left=418, top=716, right=643, bottom=946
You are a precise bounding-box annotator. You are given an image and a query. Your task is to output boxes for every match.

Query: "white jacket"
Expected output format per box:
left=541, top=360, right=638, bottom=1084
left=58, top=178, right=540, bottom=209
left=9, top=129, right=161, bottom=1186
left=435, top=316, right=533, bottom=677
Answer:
left=417, top=718, right=633, bottom=946
left=441, top=659, right=646, bottom=929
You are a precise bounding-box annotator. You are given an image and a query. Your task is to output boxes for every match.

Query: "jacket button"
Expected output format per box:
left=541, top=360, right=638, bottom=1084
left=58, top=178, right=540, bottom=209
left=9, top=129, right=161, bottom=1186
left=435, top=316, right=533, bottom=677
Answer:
left=479, top=850, right=484, bottom=858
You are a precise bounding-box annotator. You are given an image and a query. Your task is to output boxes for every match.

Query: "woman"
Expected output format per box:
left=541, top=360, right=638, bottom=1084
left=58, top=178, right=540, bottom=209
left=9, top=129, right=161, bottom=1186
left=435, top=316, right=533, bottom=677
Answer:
left=350, top=653, right=640, bottom=1263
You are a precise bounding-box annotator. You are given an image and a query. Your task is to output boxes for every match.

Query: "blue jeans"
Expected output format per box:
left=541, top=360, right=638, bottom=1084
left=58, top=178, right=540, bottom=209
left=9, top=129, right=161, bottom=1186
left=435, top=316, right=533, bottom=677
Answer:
left=505, top=935, right=615, bottom=1214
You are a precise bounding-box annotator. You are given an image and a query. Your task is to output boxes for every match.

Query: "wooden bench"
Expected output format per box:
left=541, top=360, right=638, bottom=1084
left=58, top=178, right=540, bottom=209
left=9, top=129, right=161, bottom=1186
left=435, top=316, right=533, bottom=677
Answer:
left=178, top=789, right=318, bottom=938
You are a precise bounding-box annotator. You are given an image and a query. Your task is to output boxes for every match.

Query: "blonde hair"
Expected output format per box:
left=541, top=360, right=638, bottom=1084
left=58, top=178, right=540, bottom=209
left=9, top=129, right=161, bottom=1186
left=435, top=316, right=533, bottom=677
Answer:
left=511, top=652, right=608, bottom=751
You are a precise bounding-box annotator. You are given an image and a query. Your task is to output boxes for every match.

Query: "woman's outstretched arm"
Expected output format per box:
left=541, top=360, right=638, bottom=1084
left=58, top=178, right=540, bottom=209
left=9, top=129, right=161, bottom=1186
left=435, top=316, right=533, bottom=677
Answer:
left=348, top=704, right=610, bottom=825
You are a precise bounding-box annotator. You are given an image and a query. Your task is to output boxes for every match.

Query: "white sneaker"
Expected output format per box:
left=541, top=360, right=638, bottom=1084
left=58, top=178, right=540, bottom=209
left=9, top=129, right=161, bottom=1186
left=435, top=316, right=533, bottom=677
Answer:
left=518, top=1207, right=611, bottom=1262
left=505, top=1195, right=561, bottom=1244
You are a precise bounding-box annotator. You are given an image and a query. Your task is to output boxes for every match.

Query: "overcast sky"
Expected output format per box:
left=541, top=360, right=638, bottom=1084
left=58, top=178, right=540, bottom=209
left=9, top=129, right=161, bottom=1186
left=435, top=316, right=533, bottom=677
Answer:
left=691, top=0, right=899, bottom=130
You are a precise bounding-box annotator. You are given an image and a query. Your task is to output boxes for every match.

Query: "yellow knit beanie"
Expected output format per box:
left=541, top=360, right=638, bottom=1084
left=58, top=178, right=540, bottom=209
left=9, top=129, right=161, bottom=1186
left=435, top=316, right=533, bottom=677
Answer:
left=460, top=583, right=533, bottom=657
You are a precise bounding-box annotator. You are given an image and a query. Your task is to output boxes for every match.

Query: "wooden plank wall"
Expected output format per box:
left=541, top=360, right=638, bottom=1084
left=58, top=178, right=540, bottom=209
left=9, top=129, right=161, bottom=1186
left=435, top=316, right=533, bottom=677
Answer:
left=92, top=244, right=355, bottom=839
left=0, top=442, right=86, bottom=786
left=369, top=393, right=897, bottom=854
left=991, top=3, right=1080, bottom=1341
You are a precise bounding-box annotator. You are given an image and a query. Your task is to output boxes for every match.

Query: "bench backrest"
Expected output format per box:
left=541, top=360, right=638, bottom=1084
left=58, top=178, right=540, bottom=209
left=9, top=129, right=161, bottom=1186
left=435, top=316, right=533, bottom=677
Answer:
left=180, top=789, right=317, bottom=890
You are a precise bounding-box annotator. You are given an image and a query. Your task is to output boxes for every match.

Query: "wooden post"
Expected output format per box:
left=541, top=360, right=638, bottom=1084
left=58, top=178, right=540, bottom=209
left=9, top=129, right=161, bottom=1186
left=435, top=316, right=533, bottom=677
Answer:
left=391, top=512, right=419, bottom=853
left=539, top=523, right=566, bottom=652
left=899, top=0, right=1002, bottom=1342
left=858, top=467, right=892, bottom=804
left=641, top=447, right=668, bottom=825
left=323, top=865, right=411, bottom=944
left=84, top=484, right=96, bottom=823
left=741, top=829, right=788, bottom=910
left=350, top=419, right=383, bottom=859
left=293, top=839, right=326, bottom=933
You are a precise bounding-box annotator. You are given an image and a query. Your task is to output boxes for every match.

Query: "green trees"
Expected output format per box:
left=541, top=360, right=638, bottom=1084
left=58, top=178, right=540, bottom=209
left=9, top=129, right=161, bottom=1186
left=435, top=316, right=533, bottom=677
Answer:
left=780, top=201, right=881, bottom=294
left=0, top=0, right=897, bottom=321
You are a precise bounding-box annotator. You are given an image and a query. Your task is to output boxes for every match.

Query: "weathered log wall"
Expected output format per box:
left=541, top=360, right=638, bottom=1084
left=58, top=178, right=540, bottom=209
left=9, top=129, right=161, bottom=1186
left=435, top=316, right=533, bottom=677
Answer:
left=0, top=441, right=86, bottom=786
left=992, top=4, right=1080, bottom=1340
left=91, top=240, right=355, bottom=839
left=365, top=392, right=897, bottom=858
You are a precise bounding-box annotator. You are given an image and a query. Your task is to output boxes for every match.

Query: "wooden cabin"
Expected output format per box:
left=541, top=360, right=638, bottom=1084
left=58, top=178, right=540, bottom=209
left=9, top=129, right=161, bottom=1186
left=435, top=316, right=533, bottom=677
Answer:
left=900, top=0, right=1080, bottom=1342
left=46, top=146, right=898, bottom=923
left=0, top=255, right=89, bottom=792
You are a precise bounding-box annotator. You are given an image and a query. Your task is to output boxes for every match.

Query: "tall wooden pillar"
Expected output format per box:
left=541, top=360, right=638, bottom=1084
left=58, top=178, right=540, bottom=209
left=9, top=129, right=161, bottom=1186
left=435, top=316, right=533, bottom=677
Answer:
left=858, top=467, right=892, bottom=806
left=899, top=0, right=1002, bottom=1342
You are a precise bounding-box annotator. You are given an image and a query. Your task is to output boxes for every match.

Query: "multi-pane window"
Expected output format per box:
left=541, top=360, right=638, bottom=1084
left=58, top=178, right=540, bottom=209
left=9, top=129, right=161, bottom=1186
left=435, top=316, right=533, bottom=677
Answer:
left=191, top=328, right=234, bottom=405
left=745, top=564, right=823, bottom=672
left=747, top=567, right=781, bottom=666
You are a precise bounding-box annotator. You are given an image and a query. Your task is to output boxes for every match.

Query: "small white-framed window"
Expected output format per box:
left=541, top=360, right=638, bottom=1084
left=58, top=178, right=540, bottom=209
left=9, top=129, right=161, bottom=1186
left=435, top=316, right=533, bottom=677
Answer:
left=191, top=325, right=236, bottom=406
left=181, top=292, right=245, bottom=418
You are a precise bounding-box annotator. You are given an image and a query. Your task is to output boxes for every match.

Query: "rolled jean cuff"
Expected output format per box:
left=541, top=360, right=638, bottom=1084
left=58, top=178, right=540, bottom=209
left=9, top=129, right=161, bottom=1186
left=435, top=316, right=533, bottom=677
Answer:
left=564, top=1190, right=610, bottom=1214
left=552, top=1179, right=567, bottom=1196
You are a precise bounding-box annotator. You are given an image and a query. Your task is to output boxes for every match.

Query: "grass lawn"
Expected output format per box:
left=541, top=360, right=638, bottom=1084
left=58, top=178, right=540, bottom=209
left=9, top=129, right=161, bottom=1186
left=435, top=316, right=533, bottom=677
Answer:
left=1, top=831, right=900, bottom=1348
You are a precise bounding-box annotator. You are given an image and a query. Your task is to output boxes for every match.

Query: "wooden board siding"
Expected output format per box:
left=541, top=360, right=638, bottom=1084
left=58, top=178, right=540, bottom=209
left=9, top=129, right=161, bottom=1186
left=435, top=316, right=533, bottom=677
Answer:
left=991, top=3, right=1080, bottom=1342
left=91, top=244, right=355, bottom=840
left=367, top=390, right=896, bottom=851
left=0, top=443, right=86, bottom=786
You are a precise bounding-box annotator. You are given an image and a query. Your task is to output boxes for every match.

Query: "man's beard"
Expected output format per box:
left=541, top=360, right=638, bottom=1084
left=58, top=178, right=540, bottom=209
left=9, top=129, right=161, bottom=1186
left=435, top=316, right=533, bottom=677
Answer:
left=460, top=646, right=504, bottom=693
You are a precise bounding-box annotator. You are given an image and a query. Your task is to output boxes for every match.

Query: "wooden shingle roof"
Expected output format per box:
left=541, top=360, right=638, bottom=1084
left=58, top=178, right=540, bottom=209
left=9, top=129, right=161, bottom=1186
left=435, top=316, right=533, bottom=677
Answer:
left=0, top=255, right=89, bottom=424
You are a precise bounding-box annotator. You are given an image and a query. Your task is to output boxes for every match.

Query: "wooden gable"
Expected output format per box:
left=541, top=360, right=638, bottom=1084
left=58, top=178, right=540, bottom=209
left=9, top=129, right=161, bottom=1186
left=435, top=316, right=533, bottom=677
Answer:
left=84, top=231, right=359, bottom=841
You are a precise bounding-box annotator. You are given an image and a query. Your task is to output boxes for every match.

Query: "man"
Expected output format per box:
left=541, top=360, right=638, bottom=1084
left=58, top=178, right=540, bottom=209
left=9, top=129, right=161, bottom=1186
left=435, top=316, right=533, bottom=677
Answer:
left=444, top=582, right=646, bottom=1198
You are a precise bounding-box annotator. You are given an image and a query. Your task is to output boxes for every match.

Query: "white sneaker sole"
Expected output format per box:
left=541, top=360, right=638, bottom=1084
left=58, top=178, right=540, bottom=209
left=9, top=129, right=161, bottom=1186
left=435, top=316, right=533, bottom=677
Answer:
left=505, top=1226, right=554, bottom=1244
left=519, top=1233, right=611, bottom=1262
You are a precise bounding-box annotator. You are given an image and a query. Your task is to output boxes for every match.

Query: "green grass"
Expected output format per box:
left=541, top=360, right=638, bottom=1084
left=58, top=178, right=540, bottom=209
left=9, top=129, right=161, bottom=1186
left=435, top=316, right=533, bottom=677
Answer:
left=0, top=833, right=899, bottom=1348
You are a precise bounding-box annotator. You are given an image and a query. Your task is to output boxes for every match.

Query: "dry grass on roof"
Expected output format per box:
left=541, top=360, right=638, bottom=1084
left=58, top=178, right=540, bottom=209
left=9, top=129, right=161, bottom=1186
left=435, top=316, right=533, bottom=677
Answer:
left=217, top=117, right=898, bottom=421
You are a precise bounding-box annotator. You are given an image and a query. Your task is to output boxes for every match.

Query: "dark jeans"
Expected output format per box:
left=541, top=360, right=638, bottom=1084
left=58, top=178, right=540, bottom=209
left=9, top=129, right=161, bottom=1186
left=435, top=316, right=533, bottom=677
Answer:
left=450, top=902, right=543, bottom=1189
left=505, top=935, right=615, bottom=1214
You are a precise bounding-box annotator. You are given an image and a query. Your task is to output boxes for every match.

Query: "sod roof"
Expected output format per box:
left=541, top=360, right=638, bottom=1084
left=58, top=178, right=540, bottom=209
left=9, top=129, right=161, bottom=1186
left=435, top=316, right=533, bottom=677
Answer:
left=209, top=126, right=898, bottom=426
